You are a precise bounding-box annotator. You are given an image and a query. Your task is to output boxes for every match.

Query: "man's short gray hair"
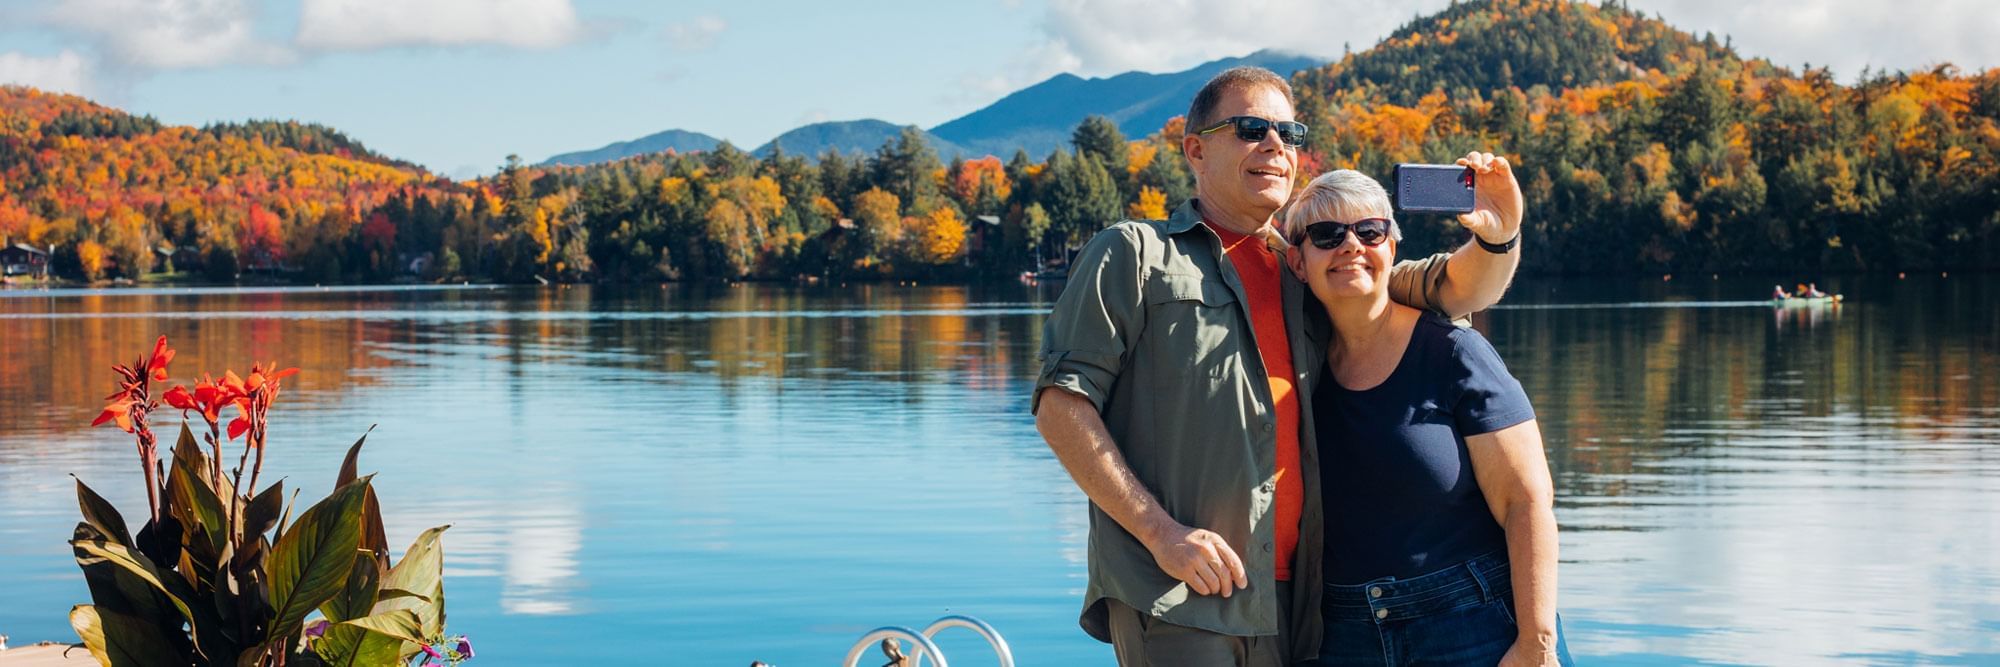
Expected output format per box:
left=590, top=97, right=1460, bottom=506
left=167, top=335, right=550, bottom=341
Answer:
left=1282, top=169, right=1403, bottom=244
left=1187, top=66, right=1295, bottom=135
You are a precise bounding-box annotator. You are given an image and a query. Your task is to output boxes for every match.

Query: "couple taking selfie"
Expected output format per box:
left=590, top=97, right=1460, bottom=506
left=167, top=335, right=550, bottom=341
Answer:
left=1032, top=66, right=1575, bottom=666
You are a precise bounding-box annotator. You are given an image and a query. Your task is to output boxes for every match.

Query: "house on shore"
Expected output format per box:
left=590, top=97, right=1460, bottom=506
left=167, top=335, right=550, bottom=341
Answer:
left=1, top=243, right=52, bottom=279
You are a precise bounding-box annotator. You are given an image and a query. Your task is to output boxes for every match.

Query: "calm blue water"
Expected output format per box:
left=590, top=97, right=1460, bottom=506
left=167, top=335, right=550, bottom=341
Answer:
left=1, top=276, right=1995, bottom=665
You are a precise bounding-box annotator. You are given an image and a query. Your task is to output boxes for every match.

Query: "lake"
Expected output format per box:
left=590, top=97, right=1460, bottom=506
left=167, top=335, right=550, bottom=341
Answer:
left=1, top=275, right=1996, bottom=665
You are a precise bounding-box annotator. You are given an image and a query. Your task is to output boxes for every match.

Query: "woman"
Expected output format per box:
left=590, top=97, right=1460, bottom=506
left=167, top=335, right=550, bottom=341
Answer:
left=1283, top=157, right=1573, bottom=666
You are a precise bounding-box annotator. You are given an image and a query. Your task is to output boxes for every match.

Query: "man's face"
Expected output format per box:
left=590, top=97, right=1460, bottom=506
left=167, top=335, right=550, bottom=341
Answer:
left=1184, top=84, right=1297, bottom=221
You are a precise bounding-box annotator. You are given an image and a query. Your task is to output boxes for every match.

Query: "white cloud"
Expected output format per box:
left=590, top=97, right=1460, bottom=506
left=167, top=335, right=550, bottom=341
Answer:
left=297, top=0, right=584, bottom=51
left=0, top=50, right=92, bottom=95
left=42, top=0, right=288, bottom=70
left=967, top=0, right=1999, bottom=108
left=663, top=15, right=726, bottom=53
left=1035, top=0, right=1450, bottom=76
left=954, top=0, right=1447, bottom=106
left=1626, top=0, right=2000, bottom=79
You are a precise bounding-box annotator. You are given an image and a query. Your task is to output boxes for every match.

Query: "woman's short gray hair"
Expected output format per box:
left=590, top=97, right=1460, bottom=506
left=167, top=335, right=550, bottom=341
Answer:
left=1282, top=169, right=1402, bottom=245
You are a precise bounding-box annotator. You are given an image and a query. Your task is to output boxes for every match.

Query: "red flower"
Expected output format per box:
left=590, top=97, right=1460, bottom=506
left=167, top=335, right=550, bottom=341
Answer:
left=146, top=335, right=175, bottom=382
left=92, top=334, right=175, bottom=526
left=221, top=362, right=297, bottom=445
left=91, top=400, right=136, bottom=433
left=93, top=335, right=174, bottom=434
left=163, top=384, right=195, bottom=410
left=165, top=373, right=243, bottom=425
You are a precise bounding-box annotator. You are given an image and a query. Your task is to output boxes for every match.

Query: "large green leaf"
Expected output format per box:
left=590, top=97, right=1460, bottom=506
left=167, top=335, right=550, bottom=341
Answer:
left=313, top=609, right=422, bottom=667
left=319, top=554, right=380, bottom=624
left=335, top=427, right=391, bottom=567
left=265, top=475, right=372, bottom=644
left=334, top=426, right=376, bottom=488
left=167, top=427, right=228, bottom=558
left=67, top=604, right=111, bottom=665
left=375, top=524, right=450, bottom=660
left=243, top=480, right=286, bottom=542
left=337, top=609, right=424, bottom=644
left=74, top=476, right=133, bottom=549
left=71, top=524, right=200, bottom=663
left=312, top=623, right=405, bottom=667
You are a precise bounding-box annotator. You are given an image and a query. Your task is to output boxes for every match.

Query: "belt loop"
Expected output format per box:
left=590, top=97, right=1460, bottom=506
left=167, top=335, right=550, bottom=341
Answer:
left=1466, top=560, right=1495, bottom=604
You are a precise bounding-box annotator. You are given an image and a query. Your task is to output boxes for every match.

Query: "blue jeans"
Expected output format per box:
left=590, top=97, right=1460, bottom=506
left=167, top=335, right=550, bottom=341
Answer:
left=1312, top=551, right=1574, bottom=666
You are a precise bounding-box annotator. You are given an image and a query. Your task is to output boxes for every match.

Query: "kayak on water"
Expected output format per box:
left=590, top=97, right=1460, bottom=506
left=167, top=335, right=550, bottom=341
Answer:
left=1770, top=294, right=1843, bottom=306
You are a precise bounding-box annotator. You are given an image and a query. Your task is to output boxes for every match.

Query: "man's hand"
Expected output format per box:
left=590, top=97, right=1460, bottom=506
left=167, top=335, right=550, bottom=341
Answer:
left=1142, top=520, right=1249, bottom=597
left=1454, top=151, right=1524, bottom=245
left=1498, top=637, right=1561, bottom=667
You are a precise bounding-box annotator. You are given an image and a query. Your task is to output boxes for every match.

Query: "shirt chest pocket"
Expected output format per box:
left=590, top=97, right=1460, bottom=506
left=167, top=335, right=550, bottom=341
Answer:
left=1142, top=272, right=1241, bottom=380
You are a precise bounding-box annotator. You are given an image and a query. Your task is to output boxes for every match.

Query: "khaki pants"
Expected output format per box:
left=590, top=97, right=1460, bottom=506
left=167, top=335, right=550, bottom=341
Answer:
left=1105, top=582, right=1294, bottom=667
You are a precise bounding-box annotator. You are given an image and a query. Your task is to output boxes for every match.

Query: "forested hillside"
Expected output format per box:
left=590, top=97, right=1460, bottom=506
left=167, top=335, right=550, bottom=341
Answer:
left=4, top=0, right=1995, bottom=284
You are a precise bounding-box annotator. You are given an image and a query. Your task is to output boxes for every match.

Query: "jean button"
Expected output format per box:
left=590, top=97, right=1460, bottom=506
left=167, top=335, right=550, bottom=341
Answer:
left=1368, top=586, right=1382, bottom=599
left=1374, top=608, right=1388, bottom=620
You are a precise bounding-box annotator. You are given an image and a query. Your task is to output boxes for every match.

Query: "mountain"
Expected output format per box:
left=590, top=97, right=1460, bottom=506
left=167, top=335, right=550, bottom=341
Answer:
left=0, top=85, right=458, bottom=281
left=751, top=119, right=969, bottom=160
left=539, top=128, right=723, bottom=167
left=1293, top=0, right=1735, bottom=107
left=540, top=50, right=1323, bottom=167
left=930, top=49, right=1325, bottom=159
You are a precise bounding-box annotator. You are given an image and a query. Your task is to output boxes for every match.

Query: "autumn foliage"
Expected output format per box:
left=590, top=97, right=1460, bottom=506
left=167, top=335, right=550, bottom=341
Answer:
left=1292, top=0, right=2000, bottom=271
left=4, top=0, right=1997, bottom=281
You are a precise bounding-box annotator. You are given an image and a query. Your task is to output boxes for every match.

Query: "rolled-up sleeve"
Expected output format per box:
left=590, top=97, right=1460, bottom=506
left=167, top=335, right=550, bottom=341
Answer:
left=1032, top=225, right=1144, bottom=415
left=1387, top=252, right=1453, bottom=317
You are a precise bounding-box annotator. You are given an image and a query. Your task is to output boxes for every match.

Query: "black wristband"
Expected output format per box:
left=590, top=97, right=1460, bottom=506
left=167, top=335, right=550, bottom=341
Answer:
left=1477, top=232, right=1519, bottom=254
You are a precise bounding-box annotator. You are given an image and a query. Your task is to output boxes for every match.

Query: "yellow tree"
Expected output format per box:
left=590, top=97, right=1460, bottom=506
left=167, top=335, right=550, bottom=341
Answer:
left=852, top=187, right=901, bottom=259
left=1127, top=186, right=1168, bottom=220
left=910, top=207, right=967, bottom=264
left=76, top=239, right=107, bottom=281
left=704, top=198, right=753, bottom=277
left=710, top=175, right=786, bottom=253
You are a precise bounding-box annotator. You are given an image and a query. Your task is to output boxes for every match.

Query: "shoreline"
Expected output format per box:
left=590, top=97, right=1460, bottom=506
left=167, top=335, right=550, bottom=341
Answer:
left=0, top=642, right=92, bottom=666
left=4, top=267, right=1993, bottom=292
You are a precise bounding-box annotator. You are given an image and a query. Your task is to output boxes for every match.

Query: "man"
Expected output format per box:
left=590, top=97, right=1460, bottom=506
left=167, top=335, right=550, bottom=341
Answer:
left=1032, top=66, right=1523, bottom=666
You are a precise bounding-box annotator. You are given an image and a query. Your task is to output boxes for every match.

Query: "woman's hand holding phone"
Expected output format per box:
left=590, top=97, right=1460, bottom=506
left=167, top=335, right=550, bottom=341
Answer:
left=1454, top=151, right=1523, bottom=246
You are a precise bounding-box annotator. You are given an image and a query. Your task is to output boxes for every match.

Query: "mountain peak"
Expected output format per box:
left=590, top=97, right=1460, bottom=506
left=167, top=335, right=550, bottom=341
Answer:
left=754, top=120, right=968, bottom=161
left=929, top=50, right=1326, bottom=158
left=540, top=128, right=723, bottom=167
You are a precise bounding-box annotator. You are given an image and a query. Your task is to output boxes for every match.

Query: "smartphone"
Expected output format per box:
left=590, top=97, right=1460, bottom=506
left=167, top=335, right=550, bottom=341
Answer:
left=1393, top=164, right=1475, bottom=214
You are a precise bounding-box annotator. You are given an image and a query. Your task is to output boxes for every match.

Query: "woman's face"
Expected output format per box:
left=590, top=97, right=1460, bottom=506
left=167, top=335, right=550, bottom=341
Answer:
left=1291, top=210, right=1397, bottom=301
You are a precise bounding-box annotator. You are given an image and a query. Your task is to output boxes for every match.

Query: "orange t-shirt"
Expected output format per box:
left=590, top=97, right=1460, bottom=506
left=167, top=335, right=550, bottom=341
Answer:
left=1206, top=222, right=1304, bottom=581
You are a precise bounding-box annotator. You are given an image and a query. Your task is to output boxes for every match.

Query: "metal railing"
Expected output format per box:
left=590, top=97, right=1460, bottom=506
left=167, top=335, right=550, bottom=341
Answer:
left=841, top=614, right=1014, bottom=667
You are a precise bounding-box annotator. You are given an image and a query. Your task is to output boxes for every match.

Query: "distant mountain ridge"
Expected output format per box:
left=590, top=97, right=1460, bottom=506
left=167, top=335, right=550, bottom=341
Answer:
left=752, top=119, right=968, bottom=160
left=930, top=49, right=1324, bottom=158
left=539, top=128, right=723, bottom=167
left=538, top=49, right=1326, bottom=167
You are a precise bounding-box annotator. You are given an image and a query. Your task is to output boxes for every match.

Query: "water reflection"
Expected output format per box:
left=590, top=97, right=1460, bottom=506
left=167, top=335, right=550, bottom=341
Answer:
left=1485, top=276, right=2000, bottom=664
left=0, top=277, right=1995, bottom=664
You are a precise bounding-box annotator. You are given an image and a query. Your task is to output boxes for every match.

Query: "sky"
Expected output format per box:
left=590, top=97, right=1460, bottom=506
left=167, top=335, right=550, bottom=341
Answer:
left=1, top=0, right=1995, bottom=180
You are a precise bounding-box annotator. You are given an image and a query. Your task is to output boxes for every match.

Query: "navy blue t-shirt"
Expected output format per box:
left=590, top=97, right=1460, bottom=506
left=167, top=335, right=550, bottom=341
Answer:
left=1314, top=312, right=1536, bottom=584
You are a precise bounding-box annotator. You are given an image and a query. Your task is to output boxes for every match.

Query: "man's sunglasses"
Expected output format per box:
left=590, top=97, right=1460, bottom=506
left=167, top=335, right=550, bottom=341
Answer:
left=1195, top=116, right=1309, bottom=147
left=1298, top=218, right=1394, bottom=249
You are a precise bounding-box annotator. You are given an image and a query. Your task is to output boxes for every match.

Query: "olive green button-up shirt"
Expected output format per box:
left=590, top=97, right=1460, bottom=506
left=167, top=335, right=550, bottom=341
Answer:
left=1032, top=199, right=1452, bottom=659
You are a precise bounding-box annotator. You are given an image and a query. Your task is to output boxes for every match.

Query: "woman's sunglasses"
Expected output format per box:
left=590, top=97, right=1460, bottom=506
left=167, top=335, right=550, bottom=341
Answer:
left=1195, top=116, right=1309, bottom=147
left=1299, top=218, right=1394, bottom=249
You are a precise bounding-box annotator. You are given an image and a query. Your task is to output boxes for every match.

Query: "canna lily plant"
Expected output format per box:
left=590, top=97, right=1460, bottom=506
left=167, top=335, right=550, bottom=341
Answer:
left=71, top=335, right=461, bottom=666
